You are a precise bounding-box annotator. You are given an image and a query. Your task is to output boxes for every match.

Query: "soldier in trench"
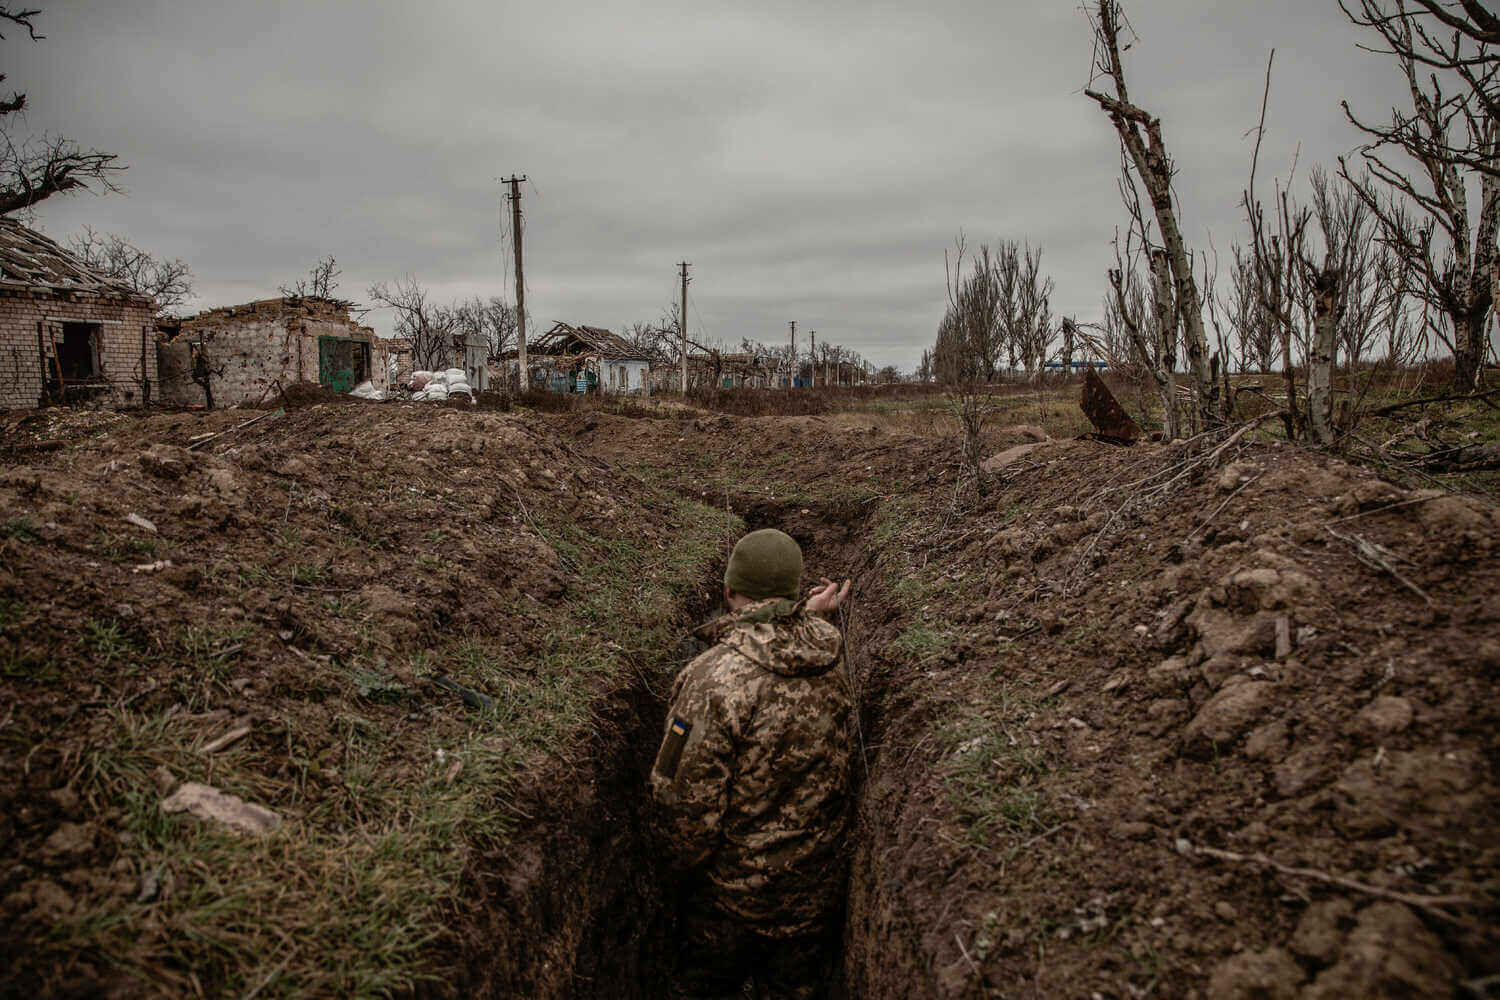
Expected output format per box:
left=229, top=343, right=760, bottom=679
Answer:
left=651, top=528, right=853, bottom=1000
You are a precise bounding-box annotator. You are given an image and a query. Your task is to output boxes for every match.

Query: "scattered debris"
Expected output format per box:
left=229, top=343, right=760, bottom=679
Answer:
left=136, top=866, right=162, bottom=904
left=160, top=782, right=281, bottom=836
left=124, top=512, right=157, bottom=534
left=186, top=408, right=284, bottom=452
left=1080, top=367, right=1142, bottom=442
left=200, top=721, right=252, bottom=755
left=432, top=674, right=497, bottom=712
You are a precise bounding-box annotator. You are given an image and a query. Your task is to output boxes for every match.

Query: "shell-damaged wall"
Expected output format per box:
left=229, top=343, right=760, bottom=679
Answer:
left=158, top=297, right=385, bottom=407
left=0, top=289, right=157, bottom=410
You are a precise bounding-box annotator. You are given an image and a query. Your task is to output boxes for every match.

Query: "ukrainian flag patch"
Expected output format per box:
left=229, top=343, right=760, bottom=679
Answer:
left=657, top=717, right=693, bottom=779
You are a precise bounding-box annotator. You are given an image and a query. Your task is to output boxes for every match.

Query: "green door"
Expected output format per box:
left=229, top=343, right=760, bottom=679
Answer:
left=318, top=337, right=357, bottom=392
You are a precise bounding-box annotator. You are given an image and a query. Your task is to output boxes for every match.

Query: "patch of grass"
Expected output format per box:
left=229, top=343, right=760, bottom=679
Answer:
left=85, top=617, right=134, bottom=666
left=237, top=561, right=275, bottom=590
left=937, top=678, right=1056, bottom=848
left=179, top=624, right=251, bottom=682
left=94, top=531, right=158, bottom=563
left=2, top=516, right=40, bottom=542
left=19, top=475, right=736, bottom=996
left=290, top=563, right=329, bottom=587
left=0, top=645, right=58, bottom=681
left=891, top=624, right=951, bottom=664
left=351, top=666, right=410, bottom=704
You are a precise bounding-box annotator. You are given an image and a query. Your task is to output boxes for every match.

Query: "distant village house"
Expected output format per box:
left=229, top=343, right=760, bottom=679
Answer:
left=157, top=296, right=386, bottom=407
left=0, top=218, right=157, bottom=409
left=516, top=322, right=652, bottom=394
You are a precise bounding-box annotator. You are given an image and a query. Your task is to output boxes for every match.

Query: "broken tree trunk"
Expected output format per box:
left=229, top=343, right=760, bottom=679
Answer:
left=1086, top=0, right=1219, bottom=430
left=1307, top=254, right=1343, bottom=445
left=1150, top=249, right=1182, bottom=439
left=1109, top=265, right=1177, bottom=441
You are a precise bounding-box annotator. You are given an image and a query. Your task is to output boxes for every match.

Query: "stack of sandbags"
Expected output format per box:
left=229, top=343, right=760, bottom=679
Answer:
left=405, top=368, right=474, bottom=403
left=434, top=367, right=470, bottom=402
left=410, top=370, right=449, bottom=401
left=349, top=380, right=386, bottom=400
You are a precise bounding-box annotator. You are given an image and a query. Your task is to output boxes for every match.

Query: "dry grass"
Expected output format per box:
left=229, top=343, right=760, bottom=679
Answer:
left=11, top=481, right=733, bottom=997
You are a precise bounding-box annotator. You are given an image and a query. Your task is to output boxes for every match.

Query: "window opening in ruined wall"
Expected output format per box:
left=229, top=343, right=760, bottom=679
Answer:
left=59, top=322, right=100, bottom=380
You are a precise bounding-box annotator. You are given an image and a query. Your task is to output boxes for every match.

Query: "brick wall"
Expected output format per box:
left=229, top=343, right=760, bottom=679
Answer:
left=158, top=298, right=381, bottom=406
left=0, top=289, right=157, bottom=410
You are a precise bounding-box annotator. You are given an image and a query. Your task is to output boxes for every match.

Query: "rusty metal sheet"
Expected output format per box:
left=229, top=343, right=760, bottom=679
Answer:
left=1081, top=367, right=1142, bottom=443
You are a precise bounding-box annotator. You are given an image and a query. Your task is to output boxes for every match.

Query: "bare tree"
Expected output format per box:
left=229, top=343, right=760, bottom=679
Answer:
left=0, top=6, right=123, bottom=215
left=1341, top=0, right=1500, bottom=177
left=1242, top=50, right=1314, bottom=441
left=916, top=348, right=932, bottom=383
left=280, top=255, right=342, bottom=299
left=1340, top=0, right=1499, bottom=389
left=369, top=277, right=456, bottom=371
left=453, top=296, right=517, bottom=360
left=1011, top=243, right=1056, bottom=377
left=1085, top=0, right=1219, bottom=425
left=939, top=236, right=999, bottom=492
left=625, top=310, right=679, bottom=364
left=1226, top=244, right=1275, bottom=373
left=65, top=227, right=193, bottom=314
left=1107, top=145, right=1184, bottom=439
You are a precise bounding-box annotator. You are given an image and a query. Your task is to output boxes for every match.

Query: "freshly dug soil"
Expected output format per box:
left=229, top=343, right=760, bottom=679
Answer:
left=3, top=398, right=1497, bottom=998
left=569, top=410, right=1500, bottom=999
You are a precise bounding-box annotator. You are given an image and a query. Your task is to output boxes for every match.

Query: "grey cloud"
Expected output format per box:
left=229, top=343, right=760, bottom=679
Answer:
left=20, top=0, right=1414, bottom=370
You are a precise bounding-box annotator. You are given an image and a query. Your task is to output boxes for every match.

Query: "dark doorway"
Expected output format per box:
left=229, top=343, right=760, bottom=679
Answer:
left=58, top=322, right=100, bottom=380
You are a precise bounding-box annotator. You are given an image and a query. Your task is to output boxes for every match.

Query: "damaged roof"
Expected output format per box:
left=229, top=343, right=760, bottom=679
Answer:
left=0, top=218, right=151, bottom=302
left=534, top=322, right=651, bottom=361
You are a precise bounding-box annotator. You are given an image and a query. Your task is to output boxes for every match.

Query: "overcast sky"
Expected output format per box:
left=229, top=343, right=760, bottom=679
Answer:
left=16, top=1, right=1408, bottom=370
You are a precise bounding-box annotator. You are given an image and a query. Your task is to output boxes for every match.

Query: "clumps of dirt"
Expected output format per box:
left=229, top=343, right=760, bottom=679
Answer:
left=0, top=401, right=722, bottom=996
left=842, top=434, right=1500, bottom=998
left=276, top=379, right=364, bottom=408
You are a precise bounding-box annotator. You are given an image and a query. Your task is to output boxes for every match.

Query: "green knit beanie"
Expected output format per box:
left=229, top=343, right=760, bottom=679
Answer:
left=724, top=528, right=803, bottom=601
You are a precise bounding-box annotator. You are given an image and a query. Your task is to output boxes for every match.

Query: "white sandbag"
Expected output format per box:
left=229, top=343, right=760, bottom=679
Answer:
left=448, top=381, right=471, bottom=396
left=350, top=380, right=385, bottom=400
left=425, top=384, right=450, bottom=400
left=428, top=371, right=448, bottom=386
left=444, top=368, right=466, bottom=383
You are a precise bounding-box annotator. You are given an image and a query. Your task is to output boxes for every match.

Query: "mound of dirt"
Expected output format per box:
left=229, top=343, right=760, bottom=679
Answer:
left=276, top=380, right=362, bottom=408
left=840, top=436, right=1500, bottom=999
left=0, top=401, right=725, bottom=996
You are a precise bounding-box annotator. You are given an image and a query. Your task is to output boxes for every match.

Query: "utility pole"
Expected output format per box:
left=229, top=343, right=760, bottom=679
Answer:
left=788, top=321, right=796, bottom=387
left=505, top=175, right=528, bottom=392
left=810, top=330, right=816, bottom=388
left=679, top=261, right=691, bottom=394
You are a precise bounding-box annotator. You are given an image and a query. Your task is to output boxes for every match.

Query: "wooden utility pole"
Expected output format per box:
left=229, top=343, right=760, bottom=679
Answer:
left=679, top=261, right=691, bottom=394
left=809, top=330, right=816, bottom=387
left=788, top=321, right=796, bottom=387
left=505, top=175, right=528, bottom=392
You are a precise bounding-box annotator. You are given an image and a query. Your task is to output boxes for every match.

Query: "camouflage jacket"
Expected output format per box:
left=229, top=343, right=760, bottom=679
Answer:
left=651, top=597, right=853, bottom=936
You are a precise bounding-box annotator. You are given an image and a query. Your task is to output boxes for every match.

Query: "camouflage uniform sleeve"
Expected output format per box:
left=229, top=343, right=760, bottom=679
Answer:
left=650, top=649, right=742, bottom=871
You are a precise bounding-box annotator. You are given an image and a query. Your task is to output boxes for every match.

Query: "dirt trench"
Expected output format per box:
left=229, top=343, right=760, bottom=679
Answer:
left=459, top=492, right=892, bottom=998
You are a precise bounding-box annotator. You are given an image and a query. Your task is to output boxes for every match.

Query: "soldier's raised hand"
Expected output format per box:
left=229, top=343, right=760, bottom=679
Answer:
left=806, top=576, right=851, bottom=614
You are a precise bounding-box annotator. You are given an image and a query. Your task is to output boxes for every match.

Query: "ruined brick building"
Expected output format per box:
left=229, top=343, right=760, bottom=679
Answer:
left=157, top=296, right=386, bottom=407
left=0, top=218, right=157, bottom=409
